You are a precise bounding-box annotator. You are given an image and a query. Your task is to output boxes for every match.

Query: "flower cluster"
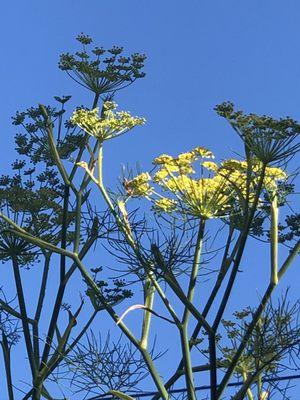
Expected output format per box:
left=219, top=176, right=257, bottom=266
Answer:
left=153, top=147, right=214, bottom=178
left=70, top=102, right=145, bottom=142
left=59, top=33, right=146, bottom=95
left=215, top=102, right=300, bottom=164
left=219, top=159, right=287, bottom=198
left=125, top=147, right=288, bottom=220
left=123, top=173, right=152, bottom=197
left=11, top=97, right=84, bottom=165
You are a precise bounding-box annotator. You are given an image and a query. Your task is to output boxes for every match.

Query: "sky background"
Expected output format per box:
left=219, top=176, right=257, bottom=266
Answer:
left=0, top=1, right=300, bottom=399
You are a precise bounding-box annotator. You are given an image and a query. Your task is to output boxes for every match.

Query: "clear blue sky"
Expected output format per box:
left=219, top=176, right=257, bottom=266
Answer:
left=1, top=1, right=300, bottom=398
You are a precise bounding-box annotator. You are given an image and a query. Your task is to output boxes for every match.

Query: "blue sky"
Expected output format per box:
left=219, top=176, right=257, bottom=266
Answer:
left=1, top=1, right=300, bottom=398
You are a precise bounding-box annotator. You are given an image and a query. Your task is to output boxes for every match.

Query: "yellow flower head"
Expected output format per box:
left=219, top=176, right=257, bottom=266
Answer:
left=153, top=154, right=174, bottom=165
left=70, top=108, right=102, bottom=137
left=124, top=172, right=152, bottom=198
left=71, top=102, right=145, bottom=142
left=178, top=176, right=232, bottom=219
left=153, top=198, right=177, bottom=214
left=202, top=161, right=218, bottom=172
left=263, top=167, right=287, bottom=192
left=166, top=175, right=193, bottom=192
left=103, top=101, right=118, bottom=111
left=153, top=168, right=169, bottom=182
left=220, top=159, right=248, bottom=172
left=192, top=146, right=215, bottom=159
left=177, top=152, right=196, bottom=163
left=265, top=167, right=287, bottom=181
left=134, top=147, right=289, bottom=220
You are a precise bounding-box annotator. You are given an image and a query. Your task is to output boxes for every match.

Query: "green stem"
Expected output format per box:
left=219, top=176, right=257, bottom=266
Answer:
left=22, top=311, right=98, bottom=400
left=1, top=333, right=14, bottom=400
left=209, top=333, right=217, bottom=400
left=151, top=225, right=235, bottom=399
left=73, top=255, right=169, bottom=399
left=60, top=185, right=70, bottom=281
left=33, top=254, right=51, bottom=367
left=216, top=283, right=274, bottom=399
left=182, top=219, right=205, bottom=325
left=68, top=92, right=100, bottom=183
left=270, top=195, right=278, bottom=285
left=150, top=278, right=180, bottom=325
left=241, top=372, right=254, bottom=400
left=278, top=239, right=300, bottom=280
left=232, top=370, right=261, bottom=400
left=140, top=349, right=170, bottom=400
left=140, top=277, right=155, bottom=349
left=152, top=244, right=213, bottom=335
left=257, top=373, right=262, bottom=399
left=0, top=299, right=35, bottom=324
left=179, top=325, right=196, bottom=400
left=40, top=302, right=83, bottom=377
left=11, top=257, right=36, bottom=376
left=74, top=191, right=82, bottom=253
left=97, top=145, right=137, bottom=248
left=213, top=164, right=267, bottom=332
left=39, top=105, right=75, bottom=192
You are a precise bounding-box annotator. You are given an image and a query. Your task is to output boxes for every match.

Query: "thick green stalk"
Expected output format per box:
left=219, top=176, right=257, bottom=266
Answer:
left=74, top=191, right=82, bottom=253
left=60, top=185, right=70, bottom=281
left=150, top=278, right=180, bottom=325
left=182, top=219, right=205, bottom=325
left=97, top=145, right=137, bottom=249
left=151, top=225, right=235, bottom=399
left=209, top=333, right=217, bottom=400
left=1, top=333, right=14, bottom=400
left=270, top=195, right=278, bottom=285
left=241, top=372, right=254, bottom=400
left=39, top=282, right=66, bottom=371
left=213, top=164, right=267, bottom=331
left=40, top=302, right=83, bottom=377
left=278, top=239, right=300, bottom=280
left=73, top=255, right=169, bottom=399
left=39, top=185, right=70, bottom=369
left=0, top=299, right=35, bottom=324
left=33, top=254, right=51, bottom=367
left=216, top=284, right=274, bottom=399
left=11, top=257, right=36, bottom=377
left=140, top=349, right=170, bottom=400
left=66, top=92, right=100, bottom=183
left=151, top=244, right=213, bottom=334
left=257, top=373, right=262, bottom=399
left=231, top=370, right=262, bottom=400
left=39, top=105, right=75, bottom=192
left=140, top=277, right=156, bottom=349
left=179, top=325, right=196, bottom=400
left=22, top=311, right=98, bottom=400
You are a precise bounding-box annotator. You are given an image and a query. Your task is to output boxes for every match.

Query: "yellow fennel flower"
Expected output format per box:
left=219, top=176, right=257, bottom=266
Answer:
left=124, top=172, right=152, bottom=197
left=265, top=167, right=287, bottom=181
left=153, top=168, right=169, bottom=182
left=153, top=198, right=177, bottom=213
left=192, top=146, right=215, bottom=159
left=220, top=159, right=248, bottom=172
left=179, top=176, right=232, bottom=219
left=71, top=102, right=145, bottom=142
left=153, top=154, right=174, bottom=165
left=202, top=161, right=218, bottom=172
